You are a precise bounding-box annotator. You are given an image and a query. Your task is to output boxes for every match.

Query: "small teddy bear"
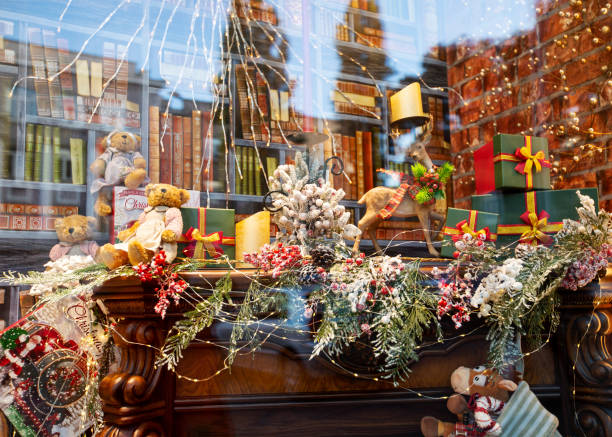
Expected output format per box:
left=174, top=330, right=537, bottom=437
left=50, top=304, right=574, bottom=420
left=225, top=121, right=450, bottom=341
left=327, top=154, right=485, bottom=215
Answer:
left=98, top=183, right=190, bottom=269
left=49, top=215, right=100, bottom=261
left=90, top=130, right=148, bottom=216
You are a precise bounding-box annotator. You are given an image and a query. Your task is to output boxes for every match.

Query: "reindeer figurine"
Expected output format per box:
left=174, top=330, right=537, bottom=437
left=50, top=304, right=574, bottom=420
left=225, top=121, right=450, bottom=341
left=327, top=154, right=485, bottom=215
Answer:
left=352, top=130, right=447, bottom=257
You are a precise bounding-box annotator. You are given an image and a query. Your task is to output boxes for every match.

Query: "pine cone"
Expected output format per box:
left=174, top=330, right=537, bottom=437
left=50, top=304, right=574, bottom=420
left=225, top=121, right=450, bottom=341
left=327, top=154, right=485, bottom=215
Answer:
left=310, top=244, right=336, bottom=268
left=298, top=264, right=324, bottom=284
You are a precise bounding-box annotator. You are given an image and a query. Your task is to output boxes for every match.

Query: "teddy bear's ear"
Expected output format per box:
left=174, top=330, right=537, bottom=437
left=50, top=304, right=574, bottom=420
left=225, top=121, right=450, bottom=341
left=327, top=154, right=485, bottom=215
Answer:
left=87, top=216, right=97, bottom=227
left=134, top=134, right=141, bottom=144
left=179, top=189, right=190, bottom=205
left=54, top=217, right=64, bottom=231
left=145, top=183, right=155, bottom=197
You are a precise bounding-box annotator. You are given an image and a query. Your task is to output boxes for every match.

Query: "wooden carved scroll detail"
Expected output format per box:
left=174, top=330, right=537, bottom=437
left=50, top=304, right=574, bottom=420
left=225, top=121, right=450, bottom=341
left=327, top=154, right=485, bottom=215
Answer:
left=97, top=320, right=166, bottom=437
left=566, top=310, right=612, bottom=386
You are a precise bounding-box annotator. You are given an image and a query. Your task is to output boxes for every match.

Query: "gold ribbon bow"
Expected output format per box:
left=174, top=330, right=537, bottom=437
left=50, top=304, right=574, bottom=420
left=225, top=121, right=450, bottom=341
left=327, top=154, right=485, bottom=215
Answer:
left=519, top=211, right=553, bottom=246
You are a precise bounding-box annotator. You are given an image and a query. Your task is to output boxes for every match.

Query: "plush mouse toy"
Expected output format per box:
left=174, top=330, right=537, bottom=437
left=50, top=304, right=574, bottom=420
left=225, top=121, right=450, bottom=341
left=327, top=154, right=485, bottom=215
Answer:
left=98, top=183, right=190, bottom=269
left=90, top=130, right=147, bottom=216
left=421, top=365, right=560, bottom=437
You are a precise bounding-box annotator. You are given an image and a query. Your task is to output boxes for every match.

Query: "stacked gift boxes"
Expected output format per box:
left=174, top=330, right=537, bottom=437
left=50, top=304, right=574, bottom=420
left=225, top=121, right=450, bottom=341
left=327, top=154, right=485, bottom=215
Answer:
left=442, top=133, right=598, bottom=257
left=0, top=203, right=78, bottom=231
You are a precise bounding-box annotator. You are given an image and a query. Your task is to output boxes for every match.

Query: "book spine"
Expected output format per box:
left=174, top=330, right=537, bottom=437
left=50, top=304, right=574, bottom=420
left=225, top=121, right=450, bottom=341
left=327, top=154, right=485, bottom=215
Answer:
left=183, top=116, right=192, bottom=190
left=191, top=110, right=202, bottom=190
left=235, top=65, right=251, bottom=140
left=341, top=135, right=350, bottom=197
left=235, top=145, right=242, bottom=195
left=0, top=77, right=10, bottom=179
left=241, top=146, right=248, bottom=195
left=33, top=124, right=43, bottom=181
left=349, top=135, right=357, bottom=200
left=24, top=123, right=34, bottom=181
left=371, top=127, right=382, bottom=185
left=255, top=72, right=270, bottom=142
left=69, top=137, right=84, bottom=184
left=247, top=147, right=254, bottom=195
left=101, top=42, right=116, bottom=125
left=27, top=28, right=51, bottom=118
left=331, top=133, right=342, bottom=190
left=265, top=156, right=278, bottom=186
left=172, top=115, right=183, bottom=188
left=42, top=125, right=53, bottom=182
left=247, top=66, right=261, bottom=141
left=355, top=130, right=364, bottom=199
left=148, top=106, right=160, bottom=184
left=41, top=30, right=64, bottom=119
left=159, top=112, right=172, bottom=184
left=363, top=130, right=373, bottom=191
left=75, top=59, right=90, bottom=122
left=200, top=111, right=211, bottom=191
left=56, top=38, right=75, bottom=120
left=52, top=127, right=61, bottom=183
left=115, top=44, right=128, bottom=121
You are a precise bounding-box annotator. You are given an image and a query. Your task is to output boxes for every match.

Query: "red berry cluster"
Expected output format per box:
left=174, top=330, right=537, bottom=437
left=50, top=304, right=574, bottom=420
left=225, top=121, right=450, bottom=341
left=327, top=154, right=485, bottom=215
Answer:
left=416, top=171, right=441, bottom=193
left=561, top=245, right=611, bottom=291
left=244, top=243, right=304, bottom=278
left=133, top=250, right=188, bottom=319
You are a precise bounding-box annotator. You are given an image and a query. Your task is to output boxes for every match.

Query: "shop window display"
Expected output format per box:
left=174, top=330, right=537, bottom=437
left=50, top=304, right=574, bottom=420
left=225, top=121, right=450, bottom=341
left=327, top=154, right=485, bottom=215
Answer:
left=0, top=0, right=609, bottom=435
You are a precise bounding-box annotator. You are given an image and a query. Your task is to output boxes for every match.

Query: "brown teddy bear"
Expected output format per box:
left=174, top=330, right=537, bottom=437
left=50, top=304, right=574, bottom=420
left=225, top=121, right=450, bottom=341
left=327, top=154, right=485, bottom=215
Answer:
left=98, top=183, right=190, bottom=269
left=49, top=215, right=100, bottom=261
left=90, top=130, right=148, bottom=216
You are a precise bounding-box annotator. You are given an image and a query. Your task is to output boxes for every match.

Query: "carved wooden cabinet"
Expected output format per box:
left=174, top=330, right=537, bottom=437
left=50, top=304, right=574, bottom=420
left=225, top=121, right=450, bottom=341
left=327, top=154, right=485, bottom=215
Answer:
left=93, top=269, right=612, bottom=437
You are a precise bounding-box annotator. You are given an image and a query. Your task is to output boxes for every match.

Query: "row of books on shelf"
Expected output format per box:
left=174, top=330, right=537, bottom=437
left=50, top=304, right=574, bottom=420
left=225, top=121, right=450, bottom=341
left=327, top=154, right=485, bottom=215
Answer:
left=332, top=80, right=381, bottom=118
left=23, top=124, right=86, bottom=185
left=233, top=146, right=283, bottom=196
left=234, top=0, right=278, bottom=25
left=0, top=203, right=78, bottom=232
left=27, top=27, right=140, bottom=127
left=327, top=127, right=382, bottom=201
left=234, top=0, right=303, bottom=28
left=235, top=64, right=303, bottom=143
left=148, top=107, right=225, bottom=192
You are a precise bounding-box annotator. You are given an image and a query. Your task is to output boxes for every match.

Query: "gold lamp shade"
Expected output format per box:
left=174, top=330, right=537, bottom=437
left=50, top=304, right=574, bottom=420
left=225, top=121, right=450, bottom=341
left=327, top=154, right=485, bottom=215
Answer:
left=390, top=82, right=430, bottom=129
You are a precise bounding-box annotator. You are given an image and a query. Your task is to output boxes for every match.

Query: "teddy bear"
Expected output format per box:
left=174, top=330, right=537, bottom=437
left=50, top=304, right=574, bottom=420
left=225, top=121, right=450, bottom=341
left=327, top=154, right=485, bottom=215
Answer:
left=98, top=183, right=190, bottom=269
left=420, top=365, right=560, bottom=437
left=90, top=130, right=148, bottom=216
left=49, top=215, right=100, bottom=261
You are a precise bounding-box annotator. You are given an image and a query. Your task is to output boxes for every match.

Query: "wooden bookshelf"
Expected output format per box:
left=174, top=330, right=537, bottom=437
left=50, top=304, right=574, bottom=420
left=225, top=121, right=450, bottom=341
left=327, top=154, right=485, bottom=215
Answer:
left=0, top=0, right=450, bottom=246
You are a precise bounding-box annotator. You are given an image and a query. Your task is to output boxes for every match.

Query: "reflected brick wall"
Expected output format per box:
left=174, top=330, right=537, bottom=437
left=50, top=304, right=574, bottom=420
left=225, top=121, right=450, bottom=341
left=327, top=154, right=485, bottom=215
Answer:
left=445, top=0, right=611, bottom=209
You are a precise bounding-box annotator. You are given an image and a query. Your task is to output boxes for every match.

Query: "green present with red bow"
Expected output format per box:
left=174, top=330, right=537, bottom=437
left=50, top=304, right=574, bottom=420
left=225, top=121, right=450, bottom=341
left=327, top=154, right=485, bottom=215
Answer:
left=441, top=208, right=499, bottom=258
left=473, top=134, right=551, bottom=193
left=471, top=188, right=598, bottom=248
left=178, top=208, right=236, bottom=266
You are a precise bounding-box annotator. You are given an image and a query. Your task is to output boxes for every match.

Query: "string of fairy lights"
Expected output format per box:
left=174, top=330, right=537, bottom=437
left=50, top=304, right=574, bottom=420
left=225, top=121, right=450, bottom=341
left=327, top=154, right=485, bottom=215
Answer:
left=4, top=0, right=611, bottom=434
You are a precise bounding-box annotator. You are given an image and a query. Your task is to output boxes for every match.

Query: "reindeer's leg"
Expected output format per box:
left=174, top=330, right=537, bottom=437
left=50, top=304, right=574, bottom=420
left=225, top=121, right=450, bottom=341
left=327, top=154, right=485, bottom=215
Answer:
left=430, top=211, right=446, bottom=240
left=353, top=212, right=379, bottom=255
left=417, top=209, right=440, bottom=257
left=367, top=219, right=383, bottom=254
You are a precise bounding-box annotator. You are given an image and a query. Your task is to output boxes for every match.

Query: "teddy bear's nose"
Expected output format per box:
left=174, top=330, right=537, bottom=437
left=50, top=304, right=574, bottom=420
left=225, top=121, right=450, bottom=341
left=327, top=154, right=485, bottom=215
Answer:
left=161, top=188, right=167, bottom=193
left=68, top=227, right=74, bottom=234
left=121, top=134, right=127, bottom=139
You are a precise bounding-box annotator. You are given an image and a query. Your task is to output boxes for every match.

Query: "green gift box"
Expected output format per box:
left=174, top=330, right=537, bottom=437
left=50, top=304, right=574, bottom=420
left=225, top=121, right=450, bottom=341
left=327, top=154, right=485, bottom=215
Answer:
left=473, top=134, right=551, bottom=194
left=471, top=188, right=598, bottom=248
left=178, top=207, right=235, bottom=267
left=441, top=208, right=499, bottom=258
